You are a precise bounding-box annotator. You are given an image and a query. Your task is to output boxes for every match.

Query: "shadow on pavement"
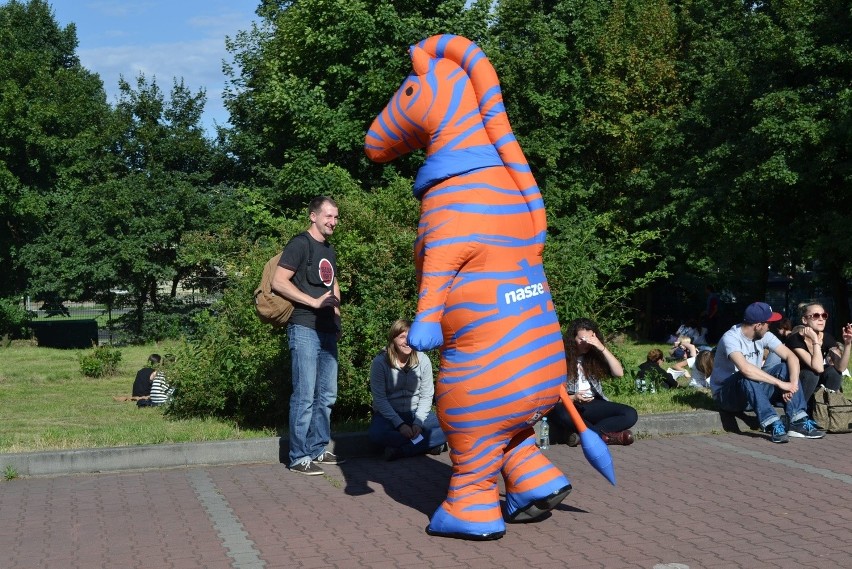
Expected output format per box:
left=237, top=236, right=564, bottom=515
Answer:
left=338, top=454, right=452, bottom=518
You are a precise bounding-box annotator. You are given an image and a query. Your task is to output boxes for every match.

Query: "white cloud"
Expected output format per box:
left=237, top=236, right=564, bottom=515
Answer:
left=53, top=0, right=257, bottom=134
left=80, top=38, right=234, bottom=131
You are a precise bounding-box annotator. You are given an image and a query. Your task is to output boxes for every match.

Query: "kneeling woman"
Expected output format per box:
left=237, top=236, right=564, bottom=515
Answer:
left=551, top=317, right=638, bottom=446
left=369, top=320, right=447, bottom=460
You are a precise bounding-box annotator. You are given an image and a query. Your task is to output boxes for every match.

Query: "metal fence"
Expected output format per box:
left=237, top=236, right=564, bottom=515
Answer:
left=20, top=288, right=220, bottom=348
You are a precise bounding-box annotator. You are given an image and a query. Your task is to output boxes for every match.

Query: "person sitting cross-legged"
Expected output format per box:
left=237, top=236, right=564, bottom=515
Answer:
left=710, top=302, right=825, bottom=443
left=368, top=319, right=447, bottom=460
left=549, top=318, right=638, bottom=447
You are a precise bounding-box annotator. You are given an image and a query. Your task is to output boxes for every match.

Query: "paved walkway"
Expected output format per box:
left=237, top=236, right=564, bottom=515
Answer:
left=2, top=431, right=851, bottom=569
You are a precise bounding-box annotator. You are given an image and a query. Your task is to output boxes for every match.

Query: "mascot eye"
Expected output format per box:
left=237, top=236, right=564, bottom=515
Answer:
left=405, top=86, right=414, bottom=96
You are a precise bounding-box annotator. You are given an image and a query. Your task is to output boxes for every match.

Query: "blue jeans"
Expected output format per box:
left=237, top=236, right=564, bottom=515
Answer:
left=286, top=323, right=338, bottom=466
left=713, top=363, right=807, bottom=428
left=368, top=410, right=447, bottom=458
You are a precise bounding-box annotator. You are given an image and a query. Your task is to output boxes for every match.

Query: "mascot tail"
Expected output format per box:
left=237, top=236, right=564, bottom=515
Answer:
left=559, top=384, right=616, bottom=485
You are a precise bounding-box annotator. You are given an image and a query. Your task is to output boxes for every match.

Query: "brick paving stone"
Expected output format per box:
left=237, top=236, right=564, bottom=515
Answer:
left=3, top=432, right=852, bottom=568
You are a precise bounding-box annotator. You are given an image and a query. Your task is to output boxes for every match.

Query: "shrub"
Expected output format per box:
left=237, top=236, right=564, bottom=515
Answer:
left=166, top=275, right=292, bottom=428
left=0, top=297, right=32, bottom=341
left=78, top=345, right=123, bottom=377
left=167, top=168, right=670, bottom=429
left=544, top=211, right=667, bottom=335
left=168, top=172, right=420, bottom=428
left=115, top=299, right=211, bottom=344
left=604, top=368, right=642, bottom=398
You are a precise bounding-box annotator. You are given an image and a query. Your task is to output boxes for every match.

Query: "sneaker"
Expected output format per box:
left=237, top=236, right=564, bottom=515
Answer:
left=567, top=433, right=580, bottom=447
left=766, top=420, right=789, bottom=444
left=427, top=443, right=448, bottom=455
left=787, top=418, right=825, bottom=439
left=289, top=460, right=324, bottom=476
left=315, top=451, right=345, bottom=465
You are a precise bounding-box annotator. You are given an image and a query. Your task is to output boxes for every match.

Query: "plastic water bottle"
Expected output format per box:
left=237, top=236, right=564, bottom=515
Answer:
left=539, top=417, right=550, bottom=450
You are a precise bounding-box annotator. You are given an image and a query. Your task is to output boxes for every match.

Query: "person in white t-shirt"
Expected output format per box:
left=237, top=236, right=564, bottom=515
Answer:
left=709, top=302, right=824, bottom=443
left=687, top=350, right=714, bottom=389
left=548, top=318, right=637, bottom=446
left=668, top=337, right=698, bottom=383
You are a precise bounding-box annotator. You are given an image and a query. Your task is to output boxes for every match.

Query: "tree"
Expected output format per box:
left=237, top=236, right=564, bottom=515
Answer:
left=488, top=0, right=677, bottom=332
left=19, top=74, right=219, bottom=334
left=0, top=0, right=111, bottom=297
left=669, top=0, right=851, bottom=327
left=222, top=0, right=492, bottom=203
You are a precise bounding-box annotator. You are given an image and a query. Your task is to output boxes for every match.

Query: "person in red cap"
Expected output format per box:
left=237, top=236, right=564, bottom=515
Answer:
left=709, top=302, right=825, bottom=443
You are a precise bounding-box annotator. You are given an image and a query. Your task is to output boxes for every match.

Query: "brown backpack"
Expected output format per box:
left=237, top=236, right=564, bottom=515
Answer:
left=253, top=253, right=294, bottom=327
left=253, top=234, right=312, bottom=327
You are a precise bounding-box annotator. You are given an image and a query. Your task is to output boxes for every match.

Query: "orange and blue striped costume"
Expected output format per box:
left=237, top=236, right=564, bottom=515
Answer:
left=365, top=34, right=571, bottom=540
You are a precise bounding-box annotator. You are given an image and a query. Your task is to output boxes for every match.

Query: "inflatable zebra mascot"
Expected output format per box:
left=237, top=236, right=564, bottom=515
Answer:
left=365, top=34, right=612, bottom=541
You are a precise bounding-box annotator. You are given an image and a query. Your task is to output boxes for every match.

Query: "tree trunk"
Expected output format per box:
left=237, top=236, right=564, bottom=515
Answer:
left=149, top=279, right=159, bottom=310
left=134, top=291, right=147, bottom=333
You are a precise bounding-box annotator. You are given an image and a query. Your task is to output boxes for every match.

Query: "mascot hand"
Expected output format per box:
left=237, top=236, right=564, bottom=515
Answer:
left=408, top=321, right=443, bottom=351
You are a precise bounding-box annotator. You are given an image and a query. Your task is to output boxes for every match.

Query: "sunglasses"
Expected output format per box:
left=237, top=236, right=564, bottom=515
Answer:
left=806, top=312, right=829, bottom=320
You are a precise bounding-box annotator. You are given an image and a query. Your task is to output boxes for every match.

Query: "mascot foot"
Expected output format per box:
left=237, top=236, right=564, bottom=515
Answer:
left=425, top=526, right=505, bottom=541
left=426, top=506, right=505, bottom=541
left=505, top=483, right=572, bottom=524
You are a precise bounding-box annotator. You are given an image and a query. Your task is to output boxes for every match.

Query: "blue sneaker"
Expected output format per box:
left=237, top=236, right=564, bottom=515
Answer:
left=766, top=420, right=789, bottom=443
left=787, top=418, right=825, bottom=439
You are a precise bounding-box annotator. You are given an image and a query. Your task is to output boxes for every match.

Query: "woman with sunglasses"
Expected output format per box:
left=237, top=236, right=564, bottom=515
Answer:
left=786, top=302, right=852, bottom=405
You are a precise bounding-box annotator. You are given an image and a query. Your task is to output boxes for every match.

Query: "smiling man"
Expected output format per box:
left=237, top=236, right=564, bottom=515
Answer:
left=709, top=302, right=825, bottom=443
left=272, top=196, right=344, bottom=475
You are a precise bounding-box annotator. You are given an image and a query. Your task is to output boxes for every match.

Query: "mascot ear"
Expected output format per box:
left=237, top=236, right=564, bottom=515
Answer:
left=410, top=45, right=431, bottom=76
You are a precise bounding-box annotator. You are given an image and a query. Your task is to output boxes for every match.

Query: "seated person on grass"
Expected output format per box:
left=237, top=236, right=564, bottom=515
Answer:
left=667, top=337, right=698, bottom=384
left=636, top=348, right=679, bottom=391
left=686, top=350, right=714, bottom=390
left=115, top=354, right=161, bottom=402
left=132, top=353, right=161, bottom=400
left=139, top=354, right=174, bottom=407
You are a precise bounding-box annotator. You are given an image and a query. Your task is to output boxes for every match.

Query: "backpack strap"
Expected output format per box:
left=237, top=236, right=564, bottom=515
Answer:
left=301, top=232, right=314, bottom=269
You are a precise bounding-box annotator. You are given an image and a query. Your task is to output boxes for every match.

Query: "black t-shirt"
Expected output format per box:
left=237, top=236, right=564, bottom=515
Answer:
left=132, top=367, right=155, bottom=397
left=786, top=331, right=836, bottom=372
left=278, top=232, right=338, bottom=333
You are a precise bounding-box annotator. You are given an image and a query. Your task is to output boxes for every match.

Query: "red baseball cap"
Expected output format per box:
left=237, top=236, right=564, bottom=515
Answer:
left=743, top=302, right=782, bottom=324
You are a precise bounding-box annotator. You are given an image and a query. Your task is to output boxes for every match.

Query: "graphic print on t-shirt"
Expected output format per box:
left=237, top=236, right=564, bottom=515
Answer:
left=318, top=258, right=334, bottom=287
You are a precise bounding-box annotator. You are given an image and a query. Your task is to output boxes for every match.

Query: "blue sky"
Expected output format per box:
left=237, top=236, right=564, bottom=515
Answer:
left=49, top=0, right=260, bottom=136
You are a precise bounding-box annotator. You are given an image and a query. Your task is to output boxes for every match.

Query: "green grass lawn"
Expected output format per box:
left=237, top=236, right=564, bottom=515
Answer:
left=0, top=341, right=275, bottom=454
left=609, top=340, right=852, bottom=415
left=1, top=339, right=848, bottom=454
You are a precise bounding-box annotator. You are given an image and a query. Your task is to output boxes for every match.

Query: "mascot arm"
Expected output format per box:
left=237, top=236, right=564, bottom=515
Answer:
left=408, top=224, right=468, bottom=352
